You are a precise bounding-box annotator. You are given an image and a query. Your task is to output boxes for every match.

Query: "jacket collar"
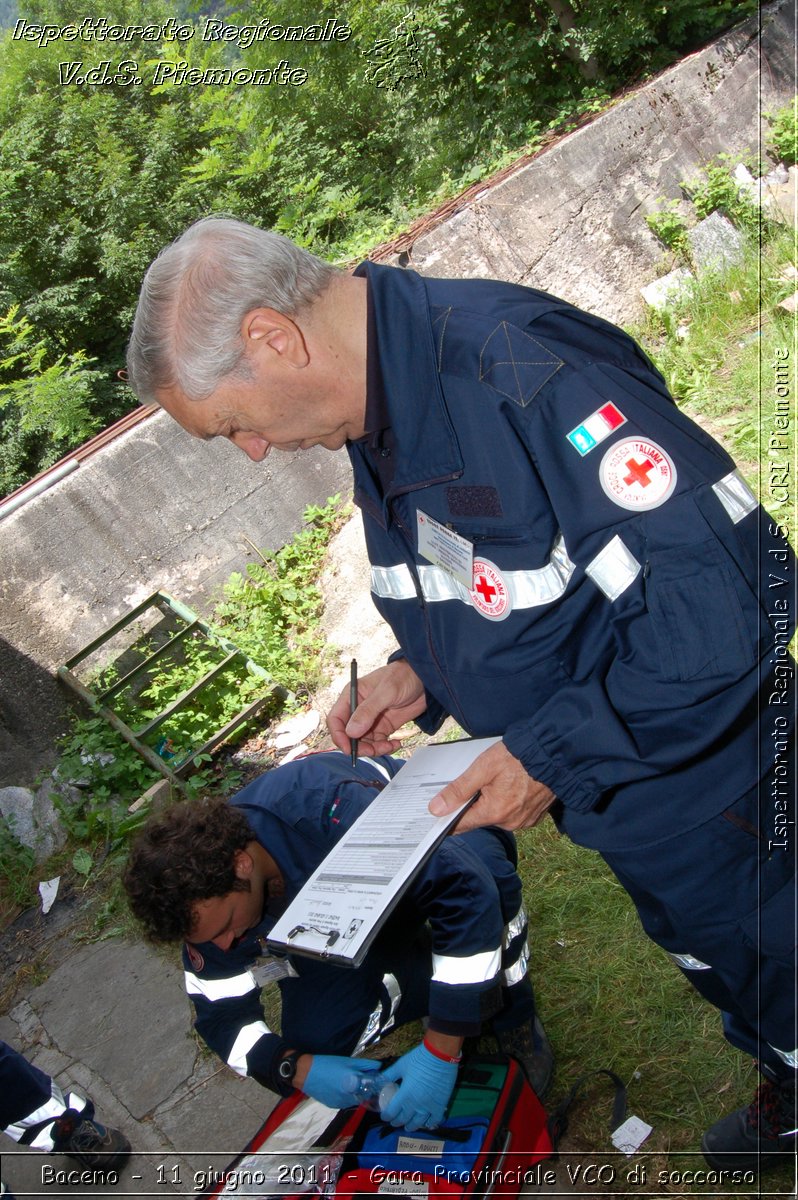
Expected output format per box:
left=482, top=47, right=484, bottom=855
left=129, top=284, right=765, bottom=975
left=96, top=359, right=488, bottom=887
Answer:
left=354, top=261, right=463, bottom=497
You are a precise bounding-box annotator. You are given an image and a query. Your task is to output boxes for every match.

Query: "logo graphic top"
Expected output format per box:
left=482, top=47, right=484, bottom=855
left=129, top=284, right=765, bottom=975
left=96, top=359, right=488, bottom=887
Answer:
left=469, top=559, right=510, bottom=621
left=599, top=438, right=677, bottom=511
left=186, top=944, right=205, bottom=972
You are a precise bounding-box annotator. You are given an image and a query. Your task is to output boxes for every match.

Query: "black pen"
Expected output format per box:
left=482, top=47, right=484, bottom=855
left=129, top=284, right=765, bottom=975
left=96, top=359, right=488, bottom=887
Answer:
left=349, top=659, right=359, bottom=767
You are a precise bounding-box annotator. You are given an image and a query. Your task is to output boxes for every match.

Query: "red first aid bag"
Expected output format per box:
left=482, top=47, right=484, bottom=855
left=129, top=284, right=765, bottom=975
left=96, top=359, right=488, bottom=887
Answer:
left=201, top=1055, right=553, bottom=1199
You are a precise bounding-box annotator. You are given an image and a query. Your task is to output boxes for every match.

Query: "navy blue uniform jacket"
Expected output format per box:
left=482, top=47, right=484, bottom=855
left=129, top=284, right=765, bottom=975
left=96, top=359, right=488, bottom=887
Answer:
left=182, top=752, right=521, bottom=1092
left=348, top=263, right=795, bottom=850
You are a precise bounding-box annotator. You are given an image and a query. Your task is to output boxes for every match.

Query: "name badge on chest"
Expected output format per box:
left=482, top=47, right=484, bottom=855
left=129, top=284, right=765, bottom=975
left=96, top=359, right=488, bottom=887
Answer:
left=416, top=509, right=474, bottom=589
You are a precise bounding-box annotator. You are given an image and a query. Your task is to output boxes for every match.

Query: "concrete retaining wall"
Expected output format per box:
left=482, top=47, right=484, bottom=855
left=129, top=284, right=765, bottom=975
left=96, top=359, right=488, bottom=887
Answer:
left=385, top=1, right=794, bottom=324
left=0, top=424, right=350, bottom=783
left=1, top=1, right=794, bottom=784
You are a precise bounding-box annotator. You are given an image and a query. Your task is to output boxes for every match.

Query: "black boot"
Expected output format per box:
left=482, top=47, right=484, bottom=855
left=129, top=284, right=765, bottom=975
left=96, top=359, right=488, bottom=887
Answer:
left=701, top=1075, right=797, bottom=1174
left=495, top=1015, right=555, bottom=1100
left=51, top=1107, right=131, bottom=1172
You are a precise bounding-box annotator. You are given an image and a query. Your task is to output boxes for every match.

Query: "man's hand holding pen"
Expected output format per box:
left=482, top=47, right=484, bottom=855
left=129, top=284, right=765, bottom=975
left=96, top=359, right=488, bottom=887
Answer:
left=328, top=660, right=555, bottom=831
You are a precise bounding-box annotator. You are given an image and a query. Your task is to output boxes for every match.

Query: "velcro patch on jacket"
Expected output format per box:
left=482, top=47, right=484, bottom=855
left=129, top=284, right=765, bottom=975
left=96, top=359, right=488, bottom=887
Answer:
left=479, top=322, right=562, bottom=407
left=446, top=485, right=503, bottom=517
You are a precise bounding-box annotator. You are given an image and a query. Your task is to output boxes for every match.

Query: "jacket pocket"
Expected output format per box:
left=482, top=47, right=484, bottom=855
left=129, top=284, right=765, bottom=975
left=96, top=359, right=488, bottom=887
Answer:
left=645, top=539, right=755, bottom=682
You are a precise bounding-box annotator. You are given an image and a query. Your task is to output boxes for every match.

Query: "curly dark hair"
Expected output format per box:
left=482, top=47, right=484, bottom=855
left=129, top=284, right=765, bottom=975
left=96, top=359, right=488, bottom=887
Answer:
left=123, top=797, right=254, bottom=943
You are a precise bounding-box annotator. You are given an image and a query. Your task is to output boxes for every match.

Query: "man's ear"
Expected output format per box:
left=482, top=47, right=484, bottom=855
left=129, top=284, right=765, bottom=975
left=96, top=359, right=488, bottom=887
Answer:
left=233, top=848, right=255, bottom=881
left=242, top=308, right=309, bottom=367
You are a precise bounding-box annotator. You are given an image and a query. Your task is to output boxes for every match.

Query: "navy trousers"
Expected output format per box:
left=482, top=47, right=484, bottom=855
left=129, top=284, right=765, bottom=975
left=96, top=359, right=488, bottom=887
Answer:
left=280, top=827, right=536, bottom=1054
left=602, top=780, right=796, bottom=1082
left=0, top=1041, right=53, bottom=1131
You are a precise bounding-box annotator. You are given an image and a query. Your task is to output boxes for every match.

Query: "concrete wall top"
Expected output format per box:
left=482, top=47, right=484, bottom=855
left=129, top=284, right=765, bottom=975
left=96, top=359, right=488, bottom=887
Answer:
left=393, top=1, right=795, bottom=324
left=1, top=410, right=351, bottom=671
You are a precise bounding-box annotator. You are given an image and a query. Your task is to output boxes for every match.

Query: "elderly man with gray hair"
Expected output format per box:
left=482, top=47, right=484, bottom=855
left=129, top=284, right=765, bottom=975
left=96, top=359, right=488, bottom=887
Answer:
left=128, top=216, right=796, bottom=1175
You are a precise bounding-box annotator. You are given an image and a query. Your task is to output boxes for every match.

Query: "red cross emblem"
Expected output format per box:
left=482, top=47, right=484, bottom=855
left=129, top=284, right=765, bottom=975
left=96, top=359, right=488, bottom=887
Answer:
left=599, top=438, right=676, bottom=511
left=474, top=574, right=497, bottom=603
left=623, top=457, right=655, bottom=488
left=469, top=559, right=510, bottom=620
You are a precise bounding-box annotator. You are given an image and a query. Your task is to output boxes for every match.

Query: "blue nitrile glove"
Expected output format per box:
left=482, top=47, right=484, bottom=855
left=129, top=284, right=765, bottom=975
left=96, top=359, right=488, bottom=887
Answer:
left=302, top=1055, right=381, bottom=1109
left=379, top=1043, right=458, bottom=1131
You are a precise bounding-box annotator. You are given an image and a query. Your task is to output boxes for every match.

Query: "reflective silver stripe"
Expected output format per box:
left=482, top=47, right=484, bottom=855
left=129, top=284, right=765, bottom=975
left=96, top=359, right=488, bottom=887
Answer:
left=185, top=969, right=258, bottom=1001
left=371, top=534, right=575, bottom=612
left=770, top=1043, right=798, bottom=1069
left=353, top=972, right=403, bottom=1053
left=667, top=951, right=712, bottom=971
left=371, top=563, right=415, bottom=600
left=228, top=1020, right=271, bottom=1076
left=504, top=903, right=527, bottom=948
left=359, top=756, right=393, bottom=783
left=5, top=1083, right=70, bottom=1145
left=504, top=941, right=530, bottom=985
left=432, top=947, right=502, bottom=985
left=713, top=470, right=757, bottom=524
left=585, top=535, right=642, bottom=601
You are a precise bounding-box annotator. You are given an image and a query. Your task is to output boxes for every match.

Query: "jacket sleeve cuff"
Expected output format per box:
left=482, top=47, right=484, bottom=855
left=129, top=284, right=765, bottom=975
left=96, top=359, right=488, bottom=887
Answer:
left=428, top=979, right=503, bottom=1034
left=502, top=724, right=597, bottom=813
left=386, top=649, right=448, bottom=734
left=247, top=1034, right=295, bottom=1096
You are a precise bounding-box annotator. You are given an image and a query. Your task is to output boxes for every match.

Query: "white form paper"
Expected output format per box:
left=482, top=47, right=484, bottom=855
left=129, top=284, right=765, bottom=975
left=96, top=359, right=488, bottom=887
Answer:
left=267, top=737, right=500, bottom=967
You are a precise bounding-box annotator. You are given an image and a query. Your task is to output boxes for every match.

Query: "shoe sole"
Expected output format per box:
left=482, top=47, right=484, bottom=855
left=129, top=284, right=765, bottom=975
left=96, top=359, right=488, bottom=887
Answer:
left=701, top=1133, right=794, bottom=1175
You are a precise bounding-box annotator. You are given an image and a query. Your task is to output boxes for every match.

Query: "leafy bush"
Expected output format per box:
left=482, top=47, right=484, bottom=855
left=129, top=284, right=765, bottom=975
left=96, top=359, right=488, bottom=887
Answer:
left=768, top=96, right=798, bottom=165
left=0, top=813, right=36, bottom=912
left=683, top=160, right=763, bottom=238
left=214, top=495, right=347, bottom=697
left=645, top=202, right=690, bottom=258
left=0, top=0, right=763, bottom=495
left=0, top=306, right=104, bottom=495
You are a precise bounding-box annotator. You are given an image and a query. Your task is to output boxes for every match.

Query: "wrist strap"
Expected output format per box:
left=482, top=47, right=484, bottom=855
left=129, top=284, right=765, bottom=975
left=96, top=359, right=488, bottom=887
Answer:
left=423, top=1037, right=462, bottom=1064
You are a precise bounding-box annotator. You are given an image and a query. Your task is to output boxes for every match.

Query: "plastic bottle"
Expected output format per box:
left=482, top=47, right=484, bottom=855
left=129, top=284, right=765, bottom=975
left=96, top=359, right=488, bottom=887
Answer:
left=354, top=1073, right=399, bottom=1112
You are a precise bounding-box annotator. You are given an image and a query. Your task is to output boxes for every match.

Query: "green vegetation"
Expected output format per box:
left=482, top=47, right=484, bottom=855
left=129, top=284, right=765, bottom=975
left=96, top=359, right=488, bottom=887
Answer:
left=637, top=227, right=796, bottom=490
left=646, top=98, right=796, bottom=268
left=0, top=0, right=759, bottom=495
left=767, top=95, right=798, bottom=165
left=684, top=159, right=763, bottom=237
left=518, top=822, right=762, bottom=1179
left=214, top=495, right=347, bottom=695
left=0, top=495, right=346, bottom=919
left=0, top=813, right=35, bottom=918
left=645, top=201, right=690, bottom=258
left=638, top=130, right=797, bottom=515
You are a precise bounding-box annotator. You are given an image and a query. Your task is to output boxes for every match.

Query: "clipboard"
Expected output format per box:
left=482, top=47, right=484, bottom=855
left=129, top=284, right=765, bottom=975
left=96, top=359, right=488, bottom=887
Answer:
left=266, top=737, right=500, bottom=967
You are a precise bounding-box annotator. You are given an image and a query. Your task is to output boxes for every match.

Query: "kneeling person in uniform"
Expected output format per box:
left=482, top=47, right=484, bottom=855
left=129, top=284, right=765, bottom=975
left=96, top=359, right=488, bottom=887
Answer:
left=123, top=751, right=553, bottom=1130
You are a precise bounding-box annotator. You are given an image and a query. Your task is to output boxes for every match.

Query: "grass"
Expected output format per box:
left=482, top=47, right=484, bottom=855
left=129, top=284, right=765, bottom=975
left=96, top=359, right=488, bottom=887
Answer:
left=634, top=224, right=798, bottom=493
left=521, top=822, right=796, bottom=1196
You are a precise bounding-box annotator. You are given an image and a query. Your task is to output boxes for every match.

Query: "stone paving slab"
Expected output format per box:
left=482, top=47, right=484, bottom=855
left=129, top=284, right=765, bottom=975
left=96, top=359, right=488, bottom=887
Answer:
left=1, top=937, right=275, bottom=1200
left=1, top=927, right=602, bottom=1199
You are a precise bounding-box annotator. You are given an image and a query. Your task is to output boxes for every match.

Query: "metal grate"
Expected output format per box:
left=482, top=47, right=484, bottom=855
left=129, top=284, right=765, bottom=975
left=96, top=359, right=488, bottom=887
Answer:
left=58, top=591, right=291, bottom=796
